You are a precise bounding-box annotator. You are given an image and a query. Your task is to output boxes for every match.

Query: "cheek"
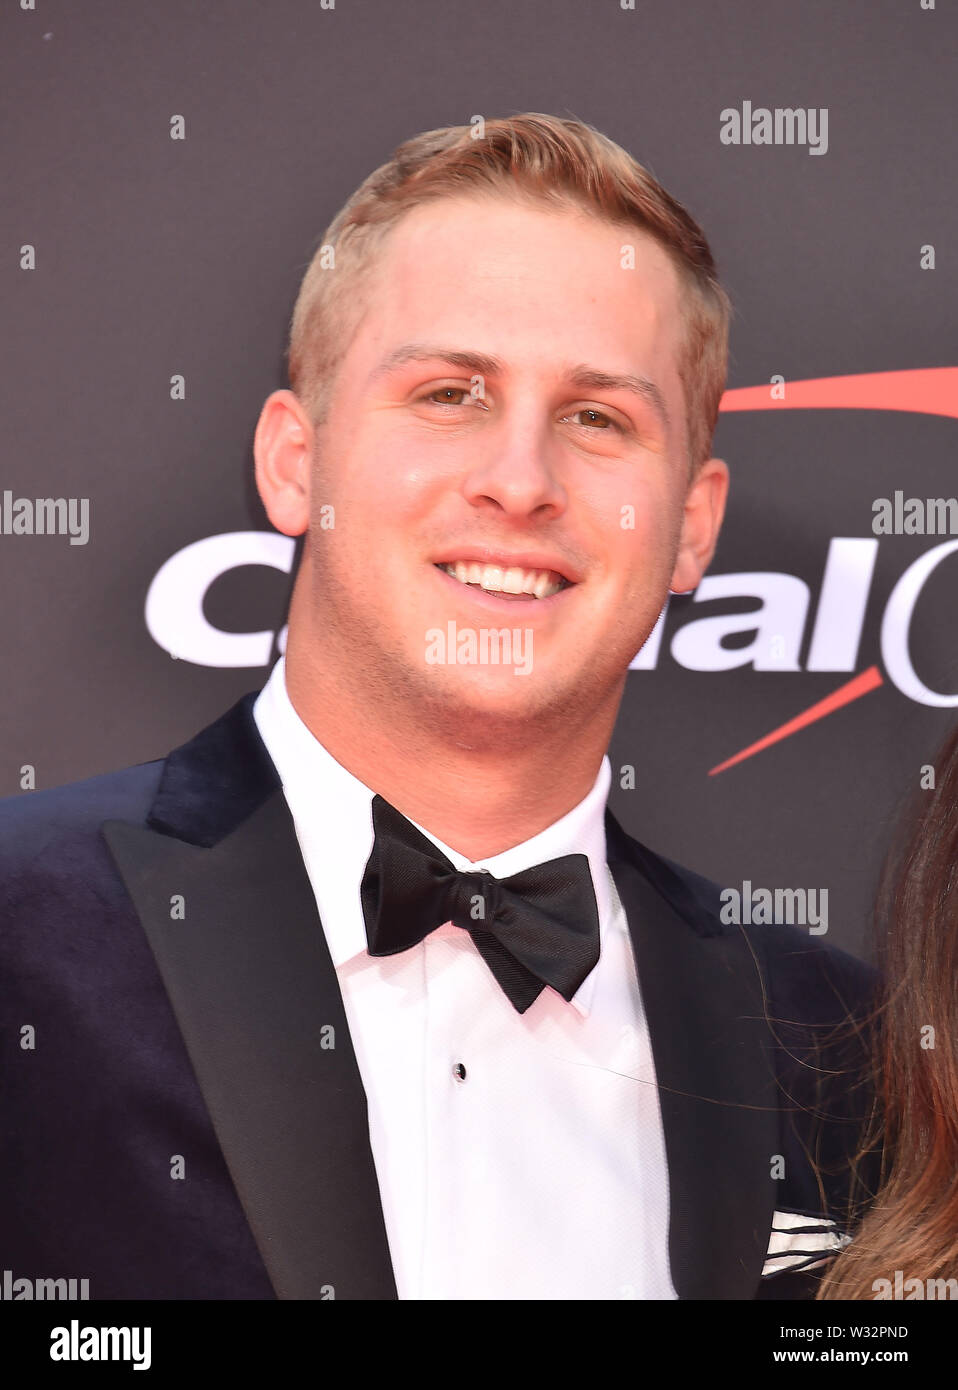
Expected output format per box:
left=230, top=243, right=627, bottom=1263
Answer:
left=350, top=427, right=445, bottom=509
left=608, top=517, right=683, bottom=618
left=604, top=479, right=679, bottom=564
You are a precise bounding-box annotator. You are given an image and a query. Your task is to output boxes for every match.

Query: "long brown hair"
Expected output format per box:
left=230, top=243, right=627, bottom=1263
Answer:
left=818, top=723, right=958, bottom=1298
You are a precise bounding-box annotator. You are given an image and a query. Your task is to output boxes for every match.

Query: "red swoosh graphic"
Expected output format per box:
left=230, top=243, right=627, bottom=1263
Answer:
left=709, top=667, right=885, bottom=775
left=719, top=367, right=958, bottom=418
left=704, top=367, right=955, bottom=772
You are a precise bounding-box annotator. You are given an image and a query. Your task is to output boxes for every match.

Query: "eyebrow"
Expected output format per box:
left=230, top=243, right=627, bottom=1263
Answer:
left=367, top=343, right=671, bottom=435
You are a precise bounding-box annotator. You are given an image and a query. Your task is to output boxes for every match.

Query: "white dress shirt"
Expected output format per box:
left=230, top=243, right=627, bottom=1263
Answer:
left=253, top=657, right=676, bottom=1300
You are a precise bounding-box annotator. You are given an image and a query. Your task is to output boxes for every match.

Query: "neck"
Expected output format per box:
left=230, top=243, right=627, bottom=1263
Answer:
left=283, top=636, right=621, bottom=863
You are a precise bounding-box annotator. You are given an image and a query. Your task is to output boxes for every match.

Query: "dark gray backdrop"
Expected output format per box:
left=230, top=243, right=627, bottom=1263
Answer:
left=3, top=0, right=956, bottom=959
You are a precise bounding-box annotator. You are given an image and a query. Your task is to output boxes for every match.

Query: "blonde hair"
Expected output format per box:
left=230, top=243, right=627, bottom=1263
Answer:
left=288, top=114, right=731, bottom=475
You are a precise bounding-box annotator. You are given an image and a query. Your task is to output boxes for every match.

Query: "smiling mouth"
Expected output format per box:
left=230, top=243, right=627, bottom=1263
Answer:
left=435, top=561, right=573, bottom=600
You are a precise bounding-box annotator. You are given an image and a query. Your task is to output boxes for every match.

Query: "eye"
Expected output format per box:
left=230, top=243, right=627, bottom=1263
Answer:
left=562, top=407, right=623, bottom=433
left=419, top=385, right=485, bottom=408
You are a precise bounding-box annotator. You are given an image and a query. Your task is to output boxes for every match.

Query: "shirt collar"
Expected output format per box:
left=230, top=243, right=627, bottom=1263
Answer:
left=253, top=656, right=612, bottom=1016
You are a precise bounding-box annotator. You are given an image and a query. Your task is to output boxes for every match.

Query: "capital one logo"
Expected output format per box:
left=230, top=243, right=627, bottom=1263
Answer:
left=145, top=367, right=958, bottom=773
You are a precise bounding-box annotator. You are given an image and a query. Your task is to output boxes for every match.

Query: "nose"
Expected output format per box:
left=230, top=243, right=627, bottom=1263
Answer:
left=460, top=410, right=568, bottom=520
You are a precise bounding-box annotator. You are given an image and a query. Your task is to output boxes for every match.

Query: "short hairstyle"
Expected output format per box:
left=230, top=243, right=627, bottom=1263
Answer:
left=287, top=114, right=731, bottom=476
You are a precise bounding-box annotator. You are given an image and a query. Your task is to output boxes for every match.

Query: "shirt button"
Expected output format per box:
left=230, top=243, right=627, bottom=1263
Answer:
left=452, top=1062, right=467, bottom=1082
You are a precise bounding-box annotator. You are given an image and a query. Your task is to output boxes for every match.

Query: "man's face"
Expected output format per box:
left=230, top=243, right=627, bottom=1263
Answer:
left=286, top=194, right=723, bottom=740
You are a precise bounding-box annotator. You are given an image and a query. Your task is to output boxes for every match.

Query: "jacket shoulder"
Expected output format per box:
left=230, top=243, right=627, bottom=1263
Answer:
left=0, top=760, right=164, bottom=932
left=608, top=813, right=877, bottom=1015
left=0, top=759, right=163, bottom=854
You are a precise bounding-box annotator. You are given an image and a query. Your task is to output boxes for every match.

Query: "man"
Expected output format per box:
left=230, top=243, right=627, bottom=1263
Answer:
left=0, top=115, right=878, bottom=1300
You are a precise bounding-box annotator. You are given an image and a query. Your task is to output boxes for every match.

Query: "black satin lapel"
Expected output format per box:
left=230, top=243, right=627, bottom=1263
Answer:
left=608, top=844, right=779, bottom=1300
left=103, top=789, right=397, bottom=1301
left=147, top=692, right=281, bottom=847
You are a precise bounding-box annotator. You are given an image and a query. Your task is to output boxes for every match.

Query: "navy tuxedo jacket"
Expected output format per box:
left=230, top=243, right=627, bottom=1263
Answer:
left=0, top=693, right=880, bottom=1300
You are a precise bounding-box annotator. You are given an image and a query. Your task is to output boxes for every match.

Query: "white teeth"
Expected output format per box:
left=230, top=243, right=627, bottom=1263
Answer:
left=439, top=562, right=567, bottom=599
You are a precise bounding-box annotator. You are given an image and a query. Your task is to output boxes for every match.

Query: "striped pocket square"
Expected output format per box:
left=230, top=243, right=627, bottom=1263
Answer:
left=761, top=1209, right=852, bottom=1278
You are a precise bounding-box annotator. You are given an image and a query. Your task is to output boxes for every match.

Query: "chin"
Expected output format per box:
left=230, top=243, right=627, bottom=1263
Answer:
left=418, top=667, right=574, bottom=733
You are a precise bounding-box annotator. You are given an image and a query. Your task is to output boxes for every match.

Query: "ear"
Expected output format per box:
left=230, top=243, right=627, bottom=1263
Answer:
left=253, top=390, right=314, bottom=537
left=669, top=457, right=729, bottom=595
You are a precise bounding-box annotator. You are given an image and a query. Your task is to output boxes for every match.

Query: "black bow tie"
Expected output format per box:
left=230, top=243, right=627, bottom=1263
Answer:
left=360, top=794, right=601, bottom=1014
